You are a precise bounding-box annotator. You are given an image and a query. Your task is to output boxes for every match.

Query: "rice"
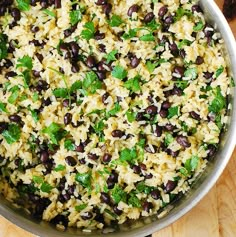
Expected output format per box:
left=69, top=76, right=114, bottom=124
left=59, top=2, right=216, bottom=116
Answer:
left=0, top=0, right=232, bottom=232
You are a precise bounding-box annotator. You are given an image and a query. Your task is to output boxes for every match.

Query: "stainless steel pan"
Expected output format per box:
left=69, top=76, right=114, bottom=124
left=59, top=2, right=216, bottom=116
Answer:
left=0, top=0, right=235, bottom=236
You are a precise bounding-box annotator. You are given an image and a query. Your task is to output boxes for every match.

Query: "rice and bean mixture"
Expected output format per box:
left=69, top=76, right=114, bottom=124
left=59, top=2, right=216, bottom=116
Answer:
left=0, top=0, right=232, bottom=231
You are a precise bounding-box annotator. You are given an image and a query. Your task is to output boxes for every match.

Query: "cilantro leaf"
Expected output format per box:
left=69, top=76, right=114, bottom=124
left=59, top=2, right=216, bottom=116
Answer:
left=104, top=50, right=118, bottom=64
left=146, top=19, right=161, bottom=31
left=81, top=22, right=95, bottom=40
left=123, top=75, right=141, bottom=93
left=122, top=29, right=137, bottom=40
left=82, top=71, right=102, bottom=94
left=28, top=107, right=39, bottom=122
left=119, top=148, right=137, bottom=163
left=33, top=176, right=43, bottom=184
left=112, top=65, right=128, bottom=80
left=128, top=192, right=141, bottom=208
left=107, top=15, right=123, bottom=27
left=42, top=122, right=67, bottom=145
left=175, top=80, right=188, bottom=90
left=0, top=34, right=8, bottom=60
left=177, top=39, right=192, bottom=49
left=180, top=155, right=199, bottom=176
left=167, top=106, right=179, bottom=119
left=17, top=55, right=33, bottom=70
left=42, top=9, right=56, bottom=18
left=208, top=87, right=226, bottom=114
left=164, top=133, right=174, bottom=146
left=40, top=182, right=53, bottom=193
left=2, top=124, right=21, bottom=144
left=215, top=65, right=224, bottom=78
left=175, top=7, right=192, bottom=22
left=75, top=172, right=92, bottom=189
left=126, top=110, right=137, bottom=123
left=0, top=102, right=8, bottom=113
left=139, top=33, right=155, bottom=42
left=8, top=86, right=20, bottom=104
left=75, top=204, right=88, bottom=211
left=54, top=164, right=66, bottom=172
left=64, top=139, right=75, bottom=151
left=70, top=81, right=82, bottom=92
left=146, top=59, right=167, bottom=74
left=53, top=88, right=68, bottom=98
left=107, top=102, right=121, bottom=117
left=193, top=21, right=204, bottom=32
left=32, top=92, right=39, bottom=102
left=70, top=9, right=82, bottom=25
left=136, top=182, right=153, bottom=194
left=184, top=67, right=198, bottom=80
left=111, top=185, right=127, bottom=204
left=93, top=120, right=105, bottom=135
left=16, top=0, right=30, bottom=11
left=20, top=70, right=31, bottom=88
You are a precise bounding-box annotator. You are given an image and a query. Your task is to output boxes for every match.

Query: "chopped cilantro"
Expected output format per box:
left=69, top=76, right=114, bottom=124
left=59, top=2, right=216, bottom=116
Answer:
left=107, top=102, right=121, bottom=117
left=33, top=176, right=43, bottom=184
left=107, top=15, right=123, bottom=27
left=124, top=75, right=141, bottom=93
left=70, top=81, right=82, bottom=92
left=128, top=192, right=141, bottom=208
left=208, top=86, right=226, bottom=114
left=104, top=208, right=118, bottom=219
left=175, top=7, right=192, bottom=21
left=82, top=71, right=102, bottom=95
left=146, top=59, right=167, bottom=74
left=17, top=55, right=33, bottom=70
left=16, top=0, right=30, bottom=11
left=136, top=182, right=153, bottom=194
left=119, top=147, right=137, bottom=163
left=0, top=34, right=8, bottom=60
left=177, top=39, right=192, bottom=48
left=40, top=182, right=53, bottom=193
left=193, top=21, right=204, bottom=32
left=75, top=172, right=92, bottom=189
left=167, top=106, right=179, bottom=119
left=42, top=9, right=56, bottom=17
left=81, top=22, right=95, bottom=40
left=28, top=107, right=39, bottom=122
left=111, top=185, right=127, bottom=204
left=122, top=29, right=137, bottom=40
left=8, top=86, right=20, bottom=104
left=70, top=9, right=83, bottom=25
left=53, top=88, right=68, bottom=98
left=75, top=204, right=87, bottom=211
left=139, top=33, right=155, bottom=42
left=54, top=164, right=66, bottom=172
left=146, top=19, right=161, bottom=31
left=0, top=102, right=8, bottom=113
left=215, top=65, right=224, bottom=78
left=2, top=124, right=21, bottom=144
left=64, top=139, right=75, bottom=151
left=126, top=110, right=137, bottom=123
left=184, top=67, right=198, bottom=80
left=32, top=92, right=39, bottom=102
left=112, top=65, right=128, bottom=80
left=104, top=50, right=118, bottom=64
left=164, top=133, right=174, bottom=146
left=175, top=80, right=188, bottom=90
left=180, top=155, right=199, bottom=176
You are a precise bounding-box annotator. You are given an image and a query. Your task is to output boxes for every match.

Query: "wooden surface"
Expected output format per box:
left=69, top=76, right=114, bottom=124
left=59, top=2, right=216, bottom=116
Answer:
left=0, top=1, right=236, bottom=237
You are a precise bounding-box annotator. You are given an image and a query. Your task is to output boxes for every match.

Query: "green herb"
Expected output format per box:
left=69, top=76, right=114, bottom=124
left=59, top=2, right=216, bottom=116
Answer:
left=119, top=147, right=137, bottom=163
left=53, top=88, right=68, bottom=98
left=70, top=81, right=82, bottom=92
left=126, top=110, right=137, bottom=123
left=2, top=124, right=21, bottom=144
left=28, top=107, right=39, bottom=122
left=193, top=21, right=204, bottom=32
left=0, top=34, right=8, bottom=60
left=107, top=15, right=123, bottom=27
left=146, top=19, right=161, bottom=31
left=230, top=77, right=235, bottom=87
left=94, top=120, right=105, bottom=135
left=64, top=139, right=75, bottom=151
left=8, top=86, right=20, bottom=104
left=128, top=192, right=141, bottom=208
left=112, top=65, right=128, bottom=80
left=42, top=9, right=56, bottom=18
left=17, top=55, right=33, bottom=70
left=136, top=182, right=153, bottom=194
left=82, top=71, right=102, bottom=95
left=32, top=92, right=39, bottom=102
left=104, top=208, right=118, bottom=219
left=33, top=176, right=43, bottom=184
left=16, top=0, right=30, bottom=11
left=42, top=122, right=67, bottom=145
left=215, top=65, right=224, bottom=78
left=180, top=155, right=199, bottom=176
left=107, top=102, right=121, bottom=117
left=0, top=102, right=8, bottom=113
left=215, top=114, right=223, bottom=130
left=54, top=164, right=66, bottom=172
left=175, top=80, right=188, bottom=90
left=164, top=133, right=174, bottom=146
left=20, top=70, right=31, bottom=88
left=75, top=172, right=92, bottom=189
left=208, top=86, right=226, bottom=114
left=124, top=75, right=141, bottom=93
left=70, top=9, right=82, bottom=25
left=177, top=39, right=192, bottom=49
left=122, top=29, right=137, bottom=40
left=75, top=204, right=87, bottom=211
left=111, top=185, right=127, bottom=204
left=139, top=33, right=155, bottom=42
left=40, top=182, right=53, bottom=193
left=175, top=7, right=192, bottom=21
left=168, top=106, right=179, bottom=119
left=104, top=50, right=118, bottom=64
left=184, top=67, right=198, bottom=80
left=80, top=22, right=95, bottom=40
left=146, top=59, right=167, bottom=74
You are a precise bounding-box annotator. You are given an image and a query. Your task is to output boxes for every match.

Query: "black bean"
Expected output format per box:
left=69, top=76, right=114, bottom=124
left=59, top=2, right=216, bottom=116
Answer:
left=142, top=201, right=153, bottom=212
left=173, top=66, right=185, bottom=77
left=29, top=39, right=42, bottom=46
left=64, top=113, right=72, bottom=125
left=165, top=124, right=175, bottom=131
left=64, top=51, right=71, bottom=59
left=172, top=86, right=183, bottom=96
left=111, top=129, right=125, bottom=138
left=164, top=15, right=174, bottom=25
left=71, top=63, right=79, bottom=73
left=37, top=80, right=49, bottom=91
left=145, top=105, right=158, bottom=115
left=40, top=150, right=49, bottom=163
left=30, top=0, right=38, bottom=6
left=102, top=92, right=109, bottom=105
left=100, top=192, right=110, bottom=204
left=133, top=165, right=141, bottom=174
left=130, top=56, right=140, bottom=68
left=5, top=71, right=17, bottom=79
left=169, top=42, right=179, bottom=56
left=140, top=163, right=147, bottom=171
left=97, top=61, right=107, bottom=72
left=162, top=101, right=171, bottom=110
left=109, top=171, right=118, bottom=182
left=151, top=189, right=160, bottom=200
left=76, top=144, right=85, bottom=153
left=62, top=99, right=69, bottom=108
left=155, top=125, right=162, bottom=137
left=70, top=42, right=79, bottom=56
left=144, top=12, right=155, bottom=23
left=158, top=5, right=168, bottom=17
left=176, top=135, right=191, bottom=148
left=96, top=71, right=106, bottom=81
left=113, top=205, right=122, bottom=215
left=127, top=4, right=139, bottom=17
left=40, top=0, right=48, bottom=8
left=190, top=111, right=201, bottom=121
left=88, top=153, right=99, bottom=160
left=102, top=3, right=112, bottom=15
left=107, top=179, right=115, bottom=189
left=207, top=144, right=217, bottom=159
left=94, top=31, right=105, bottom=40
left=159, top=109, right=168, bottom=118
left=41, top=97, right=51, bottom=107
left=81, top=212, right=93, bottom=220
left=0, top=6, right=6, bottom=16
left=136, top=112, right=145, bottom=121
left=196, top=56, right=204, bottom=65
left=86, top=55, right=96, bottom=68
left=31, top=25, right=39, bottom=33
left=9, top=114, right=21, bottom=124
left=67, top=185, right=75, bottom=195
left=50, top=214, right=68, bottom=227
left=204, top=72, right=214, bottom=79
left=36, top=53, right=44, bottom=63
left=54, top=0, right=61, bottom=8
left=144, top=145, right=157, bottom=154
left=11, top=8, right=21, bottom=21
left=98, top=44, right=106, bottom=53
left=65, top=156, right=77, bottom=166
left=96, top=0, right=107, bottom=5
left=145, top=173, right=153, bottom=179
left=0, top=122, right=8, bottom=134
left=33, top=70, right=40, bottom=78
left=192, top=5, right=202, bottom=13
left=102, top=153, right=112, bottom=163
left=179, top=49, right=186, bottom=58
left=164, top=180, right=177, bottom=193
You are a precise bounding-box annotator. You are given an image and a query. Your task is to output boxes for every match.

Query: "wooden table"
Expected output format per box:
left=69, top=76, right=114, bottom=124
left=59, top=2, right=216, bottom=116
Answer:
left=1, top=1, right=236, bottom=236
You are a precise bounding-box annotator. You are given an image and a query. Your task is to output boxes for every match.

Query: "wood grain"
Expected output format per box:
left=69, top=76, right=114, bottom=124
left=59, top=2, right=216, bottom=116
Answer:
left=0, top=1, right=236, bottom=237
